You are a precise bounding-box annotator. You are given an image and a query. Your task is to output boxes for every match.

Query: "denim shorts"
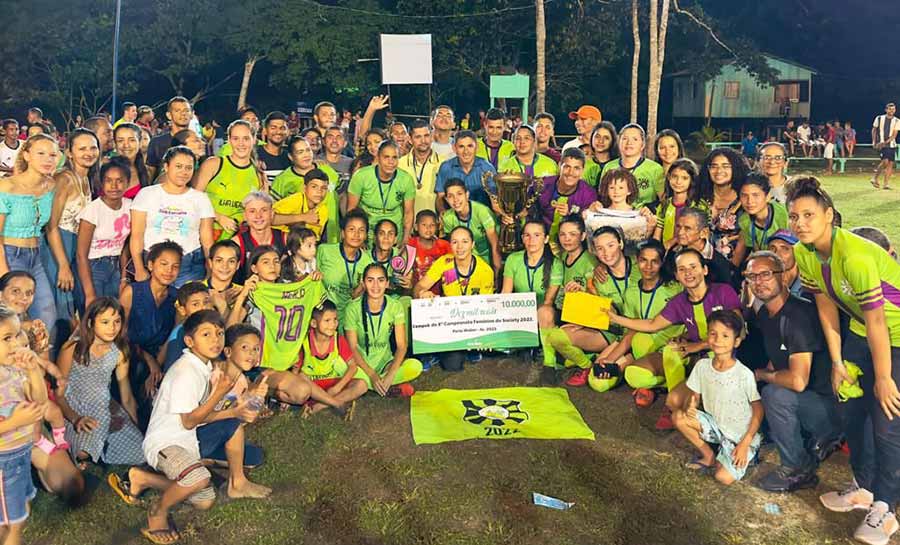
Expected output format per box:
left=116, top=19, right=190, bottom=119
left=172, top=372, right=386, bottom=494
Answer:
left=0, top=444, right=37, bottom=524
left=696, top=410, right=761, bottom=481
left=197, top=418, right=263, bottom=468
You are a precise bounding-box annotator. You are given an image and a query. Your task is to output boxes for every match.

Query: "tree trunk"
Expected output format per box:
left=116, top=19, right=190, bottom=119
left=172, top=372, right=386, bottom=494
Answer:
left=237, top=55, right=259, bottom=111
left=646, top=0, right=670, bottom=139
left=630, top=0, right=640, bottom=124
left=535, top=0, right=547, bottom=113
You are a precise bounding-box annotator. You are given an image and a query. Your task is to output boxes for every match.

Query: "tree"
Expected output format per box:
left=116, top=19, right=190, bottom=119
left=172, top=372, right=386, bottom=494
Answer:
left=630, top=0, right=641, bottom=124
left=535, top=0, right=547, bottom=112
left=646, top=0, right=670, bottom=137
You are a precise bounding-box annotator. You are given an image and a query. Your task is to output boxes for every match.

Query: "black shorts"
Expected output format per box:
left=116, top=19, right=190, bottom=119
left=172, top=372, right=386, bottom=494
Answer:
left=880, top=146, right=896, bottom=161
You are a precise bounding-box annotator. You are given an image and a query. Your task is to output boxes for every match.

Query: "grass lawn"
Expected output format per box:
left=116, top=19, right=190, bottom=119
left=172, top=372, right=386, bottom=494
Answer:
left=26, top=174, right=897, bottom=545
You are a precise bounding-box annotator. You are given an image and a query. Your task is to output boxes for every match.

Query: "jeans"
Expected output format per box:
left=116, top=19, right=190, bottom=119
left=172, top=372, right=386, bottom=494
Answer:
left=842, top=331, right=900, bottom=505
left=41, top=229, right=83, bottom=321
left=89, top=256, right=121, bottom=299
left=5, top=245, right=57, bottom=332
left=174, top=248, right=206, bottom=288
left=760, top=384, right=841, bottom=471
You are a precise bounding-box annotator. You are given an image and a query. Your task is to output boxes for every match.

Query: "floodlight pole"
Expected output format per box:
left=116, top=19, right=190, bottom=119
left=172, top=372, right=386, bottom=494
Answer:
left=112, top=0, right=122, bottom=119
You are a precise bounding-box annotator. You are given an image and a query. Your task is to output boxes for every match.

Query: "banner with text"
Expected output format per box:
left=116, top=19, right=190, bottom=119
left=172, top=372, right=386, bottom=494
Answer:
left=411, top=293, right=539, bottom=354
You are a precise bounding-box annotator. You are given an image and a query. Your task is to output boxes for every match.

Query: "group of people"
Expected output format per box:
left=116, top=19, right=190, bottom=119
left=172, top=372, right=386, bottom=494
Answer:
left=0, top=94, right=896, bottom=545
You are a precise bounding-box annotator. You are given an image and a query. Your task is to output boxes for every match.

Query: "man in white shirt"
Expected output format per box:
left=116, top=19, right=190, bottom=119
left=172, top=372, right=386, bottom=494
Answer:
left=430, top=105, right=456, bottom=159
left=797, top=121, right=812, bottom=157
left=871, top=102, right=900, bottom=190
left=0, top=119, right=21, bottom=176
left=562, top=105, right=601, bottom=153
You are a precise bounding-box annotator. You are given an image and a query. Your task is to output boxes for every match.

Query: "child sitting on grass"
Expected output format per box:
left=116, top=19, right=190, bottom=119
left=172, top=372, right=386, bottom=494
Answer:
left=672, top=310, right=763, bottom=485
left=298, top=300, right=368, bottom=416
left=112, top=310, right=270, bottom=544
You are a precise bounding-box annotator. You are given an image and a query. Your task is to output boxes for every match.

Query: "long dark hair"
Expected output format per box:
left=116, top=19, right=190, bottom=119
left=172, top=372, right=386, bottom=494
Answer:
left=698, top=147, right=748, bottom=203
left=663, top=158, right=701, bottom=204
left=359, top=263, right=394, bottom=356
left=64, top=128, right=102, bottom=194
left=281, top=226, right=317, bottom=282
left=113, top=123, right=150, bottom=189
left=73, top=297, right=129, bottom=367
left=523, top=219, right=554, bottom=294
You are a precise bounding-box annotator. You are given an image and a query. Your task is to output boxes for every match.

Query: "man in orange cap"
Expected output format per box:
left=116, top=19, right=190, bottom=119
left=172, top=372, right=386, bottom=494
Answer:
left=562, top=105, right=602, bottom=153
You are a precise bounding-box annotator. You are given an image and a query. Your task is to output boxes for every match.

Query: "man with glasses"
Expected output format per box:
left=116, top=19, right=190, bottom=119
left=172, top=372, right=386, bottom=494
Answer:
left=744, top=251, right=841, bottom=493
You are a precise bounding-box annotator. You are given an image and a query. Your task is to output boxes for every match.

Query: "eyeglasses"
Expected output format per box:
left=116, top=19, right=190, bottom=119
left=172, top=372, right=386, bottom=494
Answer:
left=761, top=155, right=786, bottom=162
left=743, top=270, right=782, bottom=282
left=709, top=164, right=732, bottom=170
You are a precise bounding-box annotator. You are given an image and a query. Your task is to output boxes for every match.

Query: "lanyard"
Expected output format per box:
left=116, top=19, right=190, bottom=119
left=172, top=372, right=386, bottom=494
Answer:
left=363, top=297, right=386, bottom=351
left=375, top=166, right=397, bottom=212
left=411, top=152, right=431, bottom=189
left=610, top=258, right=632, bottom=297
left=749, top=204, right=775, bottom=251
left=516, top=156, right=537, bottom=178
left=484, top=139, right=500, bottom=168
left=524, top=252, right=544, bottom=292
left=455, top=207, right=473, bottom=231
left=639, top=280, right=661, bottom=319
left=455, top=258, right=476, bottom=296
left=340, top=245, right=361, bottom=291
left=622, top=156, right=645, bottom=173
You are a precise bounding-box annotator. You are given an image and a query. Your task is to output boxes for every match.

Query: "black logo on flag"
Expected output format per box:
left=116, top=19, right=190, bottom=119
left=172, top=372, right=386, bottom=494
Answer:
left=461, top=399, right=529, bottom=428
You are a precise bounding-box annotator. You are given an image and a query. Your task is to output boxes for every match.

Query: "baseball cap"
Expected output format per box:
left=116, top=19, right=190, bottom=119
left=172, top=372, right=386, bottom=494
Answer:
left=568, top=105, right=602, bottom=121
left=767, top=229, right=799, bottom=246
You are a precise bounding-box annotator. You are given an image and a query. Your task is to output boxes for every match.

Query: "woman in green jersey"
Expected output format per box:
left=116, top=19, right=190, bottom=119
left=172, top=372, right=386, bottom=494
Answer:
left=600, top=123, right=665, bottom=210
left=370, top=219, right=413, bottom=299
left=787, top=177, right=900, bottom=540
left=345, top=263, right=422, bottom=397
left=731, top=172, right=789, bottom=266
left=584, top=122, right=618, bottom=188
left=537, top=214, right=597, bottom=384
left=590, top=239, right=683, bottom=394
left=441, top=178, right=502, bottom=273
left=195, top=120, right=266, bottom=240
left=316, top=209, right=373, bottom=326
left=501, top=220, right=552, bottom=305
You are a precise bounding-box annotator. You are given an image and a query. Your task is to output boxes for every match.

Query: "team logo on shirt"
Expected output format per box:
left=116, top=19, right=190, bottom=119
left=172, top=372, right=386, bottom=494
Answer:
left=462, top=398, right=529, bottom=436
left=840, top=278, right=854, bottom=298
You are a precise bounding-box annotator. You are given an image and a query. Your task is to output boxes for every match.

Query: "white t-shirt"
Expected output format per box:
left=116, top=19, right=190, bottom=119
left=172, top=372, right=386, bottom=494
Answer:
left=686, top=357, right=761, bottom=444
left=561, top=137, right=589, bottom=153
left=796, top=125, right=811, bottom=143
left=0, top=140, right=21, bottom=176
left=431, top=140, right=456, bottom=160
left=78, top=197, right=132, bottom=259
left=873, top=115, right=900, bottom=148
left=131, top=185, right=214, bottom=254
left=142, top=350, right=213, bottom=468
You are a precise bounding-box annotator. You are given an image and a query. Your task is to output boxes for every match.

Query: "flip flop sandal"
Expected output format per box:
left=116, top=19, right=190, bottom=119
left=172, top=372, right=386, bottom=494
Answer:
left=108, top=472, right=143, bottom=506
left=684, top=454, right=716, bottom=475
left=871, top=179, right=881, bottom=188
left=140, top=524, right=180, bottom=545
left=884, top=186, right=892, bottom=190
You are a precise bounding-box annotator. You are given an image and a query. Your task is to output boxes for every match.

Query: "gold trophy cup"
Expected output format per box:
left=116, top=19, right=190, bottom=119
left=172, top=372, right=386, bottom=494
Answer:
left=482, top=171, right=543, bottom=253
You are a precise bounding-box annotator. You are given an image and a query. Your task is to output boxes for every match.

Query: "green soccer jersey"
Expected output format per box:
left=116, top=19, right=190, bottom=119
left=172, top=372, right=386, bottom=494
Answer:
left=348, top=165, right=416, bottom=239
left=205, top=156, right=261, bottom=239
left=593, top=257, right=642, bottom=311
left=442, top=201, right=496, bottom=262
left=622, top=280, right=686, bottom=350
left=550, top=249, right=599, bottom=309
left=583, top=158, right=602, bottom=188
left=270, top=163, right=339, bottom=200
left=738, top=202, right=789, bottom=252
left=344, top=295, right=405, bottom=371
left=498, top=153, right=560, bottom=179
left=476, top=138, right=515, bottom=168
left=795, top=227, right=900, bottom=346
left=601, top=157, right=665, bottom=209
left=503, top=250, right=549, bottom=304
left=316, top=243, right=374, bottom=324
left=251, top=278, right=324, bottom=371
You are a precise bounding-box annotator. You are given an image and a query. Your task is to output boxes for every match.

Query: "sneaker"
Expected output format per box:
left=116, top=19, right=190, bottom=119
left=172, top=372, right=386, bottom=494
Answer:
left=854, top=501, right=899, bottom=545
left=540, top=367, right=561, bottom=386
left=820, top=482, right=874, bottom=513
left=466, top=351, right=483, bottom=363
left=756, top=466, right=819, bottom=493
left=655, top=406, right=674, bottom=431
left=565, top=368, right=590, bottom=387
left=810, top=436, right=844, bottom=463
left=387, top=383, right=415, bottom=398
left=420, top=354, right=440, bottom=372
left=632, top=388, right=656, bottom=408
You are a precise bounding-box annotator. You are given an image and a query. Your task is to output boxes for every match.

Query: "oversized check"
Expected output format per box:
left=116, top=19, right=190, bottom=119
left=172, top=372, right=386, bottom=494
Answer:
left=411, top=293, right=539, bottom=354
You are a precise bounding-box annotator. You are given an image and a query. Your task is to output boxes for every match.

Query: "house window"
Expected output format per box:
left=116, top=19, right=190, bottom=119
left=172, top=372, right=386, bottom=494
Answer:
left=775, top=81, right=810, bottom=103
left=724, top=81, right=740, bottom=99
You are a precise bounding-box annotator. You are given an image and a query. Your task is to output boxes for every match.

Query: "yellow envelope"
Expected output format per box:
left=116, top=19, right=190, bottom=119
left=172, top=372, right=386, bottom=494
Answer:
left=560, top=292, right=612, bottom=330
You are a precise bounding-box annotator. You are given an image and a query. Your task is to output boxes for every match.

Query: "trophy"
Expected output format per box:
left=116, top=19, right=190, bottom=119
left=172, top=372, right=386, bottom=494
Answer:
left=482, top=171, right=543, bottom=254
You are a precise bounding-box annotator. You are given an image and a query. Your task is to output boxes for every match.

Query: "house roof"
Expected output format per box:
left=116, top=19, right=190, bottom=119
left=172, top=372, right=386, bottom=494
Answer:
left=668, top=53, right=817, bottom=79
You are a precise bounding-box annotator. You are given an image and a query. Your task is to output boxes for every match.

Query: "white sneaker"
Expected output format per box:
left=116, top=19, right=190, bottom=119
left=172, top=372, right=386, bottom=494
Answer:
left=820, top=482, right=874, bottom=512
left=853, top=501, right=899, bottom=545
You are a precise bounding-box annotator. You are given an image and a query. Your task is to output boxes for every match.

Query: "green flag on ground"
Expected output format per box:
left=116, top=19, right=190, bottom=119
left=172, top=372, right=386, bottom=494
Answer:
left=410, top=387, right=595, bottom=445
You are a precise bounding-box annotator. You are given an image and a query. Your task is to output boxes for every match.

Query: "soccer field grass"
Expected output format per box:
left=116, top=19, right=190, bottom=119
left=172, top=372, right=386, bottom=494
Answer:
left=26, top=174, right=891, bottom=545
